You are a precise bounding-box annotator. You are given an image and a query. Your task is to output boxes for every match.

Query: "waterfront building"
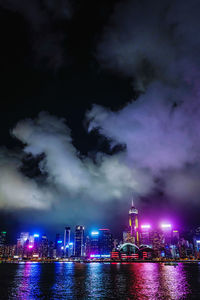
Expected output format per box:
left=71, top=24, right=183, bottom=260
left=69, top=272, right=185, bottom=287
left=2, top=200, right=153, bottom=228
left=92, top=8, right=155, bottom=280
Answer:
left=99, top=229, right=113, bottom=255
left=55, top=234, right=63, bottom=258
left=74, top=226, right=84, bottom=257
left=19, top=232, right=29, bottom=246
left=88, top=229, right=113, bottom=258
left=160, top=223, right=172, bottom=246
left=151, top=230, right=164, bottom=257
left=0, top=231, right=7, bottom=246
left=39, top=235, right=48, bottom=258
left=140, top=225, right=151, bottom=246
left=64, top=227, right=71, bottom=257
left=89, top=231, right=99, bottom=255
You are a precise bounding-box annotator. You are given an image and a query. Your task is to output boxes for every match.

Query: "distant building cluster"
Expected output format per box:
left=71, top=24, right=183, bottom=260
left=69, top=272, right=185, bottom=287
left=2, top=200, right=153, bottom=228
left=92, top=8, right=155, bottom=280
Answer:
left=1, top=202, right=200, bottom=261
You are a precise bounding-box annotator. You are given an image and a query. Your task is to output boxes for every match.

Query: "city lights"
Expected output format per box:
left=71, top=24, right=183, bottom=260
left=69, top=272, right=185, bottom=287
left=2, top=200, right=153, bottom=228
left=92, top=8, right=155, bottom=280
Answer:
left=161, top=224, right=172, bottom=228
left=57, top=240, right=62, bottom=244
left=141, top=225, right=151, bottom=229
left=34, top=234, right=39, bottom=238
left=91, top=231, right=99, bottom=235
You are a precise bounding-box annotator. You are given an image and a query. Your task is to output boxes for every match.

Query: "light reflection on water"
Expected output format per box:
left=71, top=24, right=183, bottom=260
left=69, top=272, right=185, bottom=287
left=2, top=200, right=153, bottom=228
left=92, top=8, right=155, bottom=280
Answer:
left=0, top=262, right=198, bottom=299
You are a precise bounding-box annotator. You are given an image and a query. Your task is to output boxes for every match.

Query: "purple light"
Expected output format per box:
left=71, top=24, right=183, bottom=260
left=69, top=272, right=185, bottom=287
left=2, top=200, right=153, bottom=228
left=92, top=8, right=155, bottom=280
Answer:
left=141, top=224, right=151, bottom=229
left=161, top=224, right=171, bottom=228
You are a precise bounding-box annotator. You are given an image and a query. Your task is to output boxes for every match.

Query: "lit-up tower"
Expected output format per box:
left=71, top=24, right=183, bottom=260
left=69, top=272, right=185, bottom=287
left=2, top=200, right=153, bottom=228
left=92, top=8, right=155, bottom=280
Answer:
left=129, top=200, right=139, bottom=245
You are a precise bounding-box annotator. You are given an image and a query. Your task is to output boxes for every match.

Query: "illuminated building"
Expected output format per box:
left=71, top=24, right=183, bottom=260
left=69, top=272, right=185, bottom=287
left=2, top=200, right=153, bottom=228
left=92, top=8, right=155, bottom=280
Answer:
left=55, top=234, right=63, bottom=258
left=0, top=231, right=7, bottom=246
left=119, top=243, right=139, bottom=260
left=39, top=235, right=48, bottom=258
left=33, top=234, right=40, bottom=255
left=89, top=229, right=113, bottom=258
left=129, top=200, right=139, bottom=245
left=140, top=224, right=151, bottom=246
left=74, top=226, right=84, bottom=257
left=89, top=231, right=99, bottom=255
left=64, top=227, right=71, bottom=257
left=99, top=229, right=113, bottom=255
left=151, top=230, right=164, bottom=257
left=19, top=232, right=29, bottom=246
left=48, top=241, right=55, bottom=258
left=193, top=227, right=200, bottom=258
left=160, top=223, right=172, bottom=245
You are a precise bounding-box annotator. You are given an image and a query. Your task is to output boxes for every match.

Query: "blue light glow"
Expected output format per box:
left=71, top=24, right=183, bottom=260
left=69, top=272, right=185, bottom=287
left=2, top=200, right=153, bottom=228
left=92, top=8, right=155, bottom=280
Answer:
left=34, top=234, right=39, bottom=238
left=57, top=240, right=62, bottom=244
left=91, top=231, right=99, bottom=235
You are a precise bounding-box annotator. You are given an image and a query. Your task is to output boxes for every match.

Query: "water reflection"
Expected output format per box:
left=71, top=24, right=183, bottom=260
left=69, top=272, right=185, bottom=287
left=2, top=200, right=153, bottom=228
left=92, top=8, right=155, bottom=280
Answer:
left=0, top=262, right=197, bottom=299
left=12, top=262, right=41, bottom=299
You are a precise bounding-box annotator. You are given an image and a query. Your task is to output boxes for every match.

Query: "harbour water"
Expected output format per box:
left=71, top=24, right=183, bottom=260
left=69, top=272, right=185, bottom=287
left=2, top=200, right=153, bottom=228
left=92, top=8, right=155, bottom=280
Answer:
left=0, top=262, right=200, bottom=299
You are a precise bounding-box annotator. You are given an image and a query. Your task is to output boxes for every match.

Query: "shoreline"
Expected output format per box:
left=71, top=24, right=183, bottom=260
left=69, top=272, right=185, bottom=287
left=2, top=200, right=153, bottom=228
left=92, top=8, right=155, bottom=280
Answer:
left=0, top=260, right=199, bottom=264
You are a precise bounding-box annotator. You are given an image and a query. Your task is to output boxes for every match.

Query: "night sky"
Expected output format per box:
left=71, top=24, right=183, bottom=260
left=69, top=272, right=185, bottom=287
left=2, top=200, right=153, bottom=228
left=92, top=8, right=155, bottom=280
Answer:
left=0, top=0, right=200, bottom=240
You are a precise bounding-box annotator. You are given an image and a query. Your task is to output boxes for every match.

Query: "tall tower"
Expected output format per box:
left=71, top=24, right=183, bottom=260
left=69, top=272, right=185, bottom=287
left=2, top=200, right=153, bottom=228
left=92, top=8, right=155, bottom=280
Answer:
left=129, top=200, right=139, bottom=245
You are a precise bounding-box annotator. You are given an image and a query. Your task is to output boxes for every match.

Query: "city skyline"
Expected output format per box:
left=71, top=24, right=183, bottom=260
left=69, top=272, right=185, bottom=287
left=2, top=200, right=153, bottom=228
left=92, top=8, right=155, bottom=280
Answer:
left=0, top=0, right=200, bottom=235
left=1, top=201, right=200, bottom=262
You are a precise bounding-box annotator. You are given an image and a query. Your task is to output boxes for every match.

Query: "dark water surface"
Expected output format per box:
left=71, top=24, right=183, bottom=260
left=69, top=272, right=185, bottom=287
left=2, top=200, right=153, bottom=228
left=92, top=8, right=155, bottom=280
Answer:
left=0, top=262, right=200, bottom=299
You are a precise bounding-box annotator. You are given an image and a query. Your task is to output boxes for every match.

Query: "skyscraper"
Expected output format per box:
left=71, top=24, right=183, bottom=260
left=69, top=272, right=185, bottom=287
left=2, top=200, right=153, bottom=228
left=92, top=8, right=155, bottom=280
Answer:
left=0, top=231, right=7, bottom=246
left=140, top=225, right=151, bottom=246
left=88, top=229, right=113, bottom=258
left=98, top=229, right=113, bottom=255
left=64, top=227, right=71, bottom=257
left=74, top=226, right=84, bottom=257
left=129, top=200, right=139, bottom=245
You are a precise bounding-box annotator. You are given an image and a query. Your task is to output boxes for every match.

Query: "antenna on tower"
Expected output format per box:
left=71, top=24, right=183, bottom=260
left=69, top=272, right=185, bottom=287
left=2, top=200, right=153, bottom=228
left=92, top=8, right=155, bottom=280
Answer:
left=131, top=194, right=134, bottom=207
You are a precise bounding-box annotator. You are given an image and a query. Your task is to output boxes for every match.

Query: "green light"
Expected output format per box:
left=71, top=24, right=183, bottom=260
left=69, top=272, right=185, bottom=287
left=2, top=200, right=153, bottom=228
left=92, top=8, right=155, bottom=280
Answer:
left=2, top=231, right=6, bottom=234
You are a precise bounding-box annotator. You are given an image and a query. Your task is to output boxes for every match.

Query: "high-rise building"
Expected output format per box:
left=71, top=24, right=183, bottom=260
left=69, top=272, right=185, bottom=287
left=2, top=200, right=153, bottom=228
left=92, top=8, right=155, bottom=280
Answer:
left=89, top=231, right=99, bottom=255
left=129, top=200, right=139, bottom=245
left=55, top=234, right=63, bottom=258
left=0, top=231, right=7, bottom=246
left=88, top=229, right=113, bottom=258
left=98, top=229, right=113, bottom=255
left=160, top=224, right=172, bottom=245
left=39, top=235, right=48, bottom=258
left=74, top=226, right=84, bottom=257
left=140, top=225, right=151, bottom=246
left=64, top=227, right=71, bottom=257
left=19, top=232, right=29, bottom=247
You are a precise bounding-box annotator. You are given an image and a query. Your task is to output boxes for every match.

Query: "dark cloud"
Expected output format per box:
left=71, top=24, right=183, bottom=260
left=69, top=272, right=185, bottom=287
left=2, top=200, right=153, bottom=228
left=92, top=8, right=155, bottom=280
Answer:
left=87, top=0, right=200, bottom=206
left=0, top=0, right=72, bottom=68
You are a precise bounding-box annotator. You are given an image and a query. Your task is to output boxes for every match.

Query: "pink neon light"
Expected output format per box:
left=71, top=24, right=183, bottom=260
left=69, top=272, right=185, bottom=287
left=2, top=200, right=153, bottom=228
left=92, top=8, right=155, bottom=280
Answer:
left=99, top=229, right=109, bottom=231
left=141, top=225, right=151, bottom=229
left=161, top=224, right=171, bottom=228
left=28, top=245, right=33, bottom=249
